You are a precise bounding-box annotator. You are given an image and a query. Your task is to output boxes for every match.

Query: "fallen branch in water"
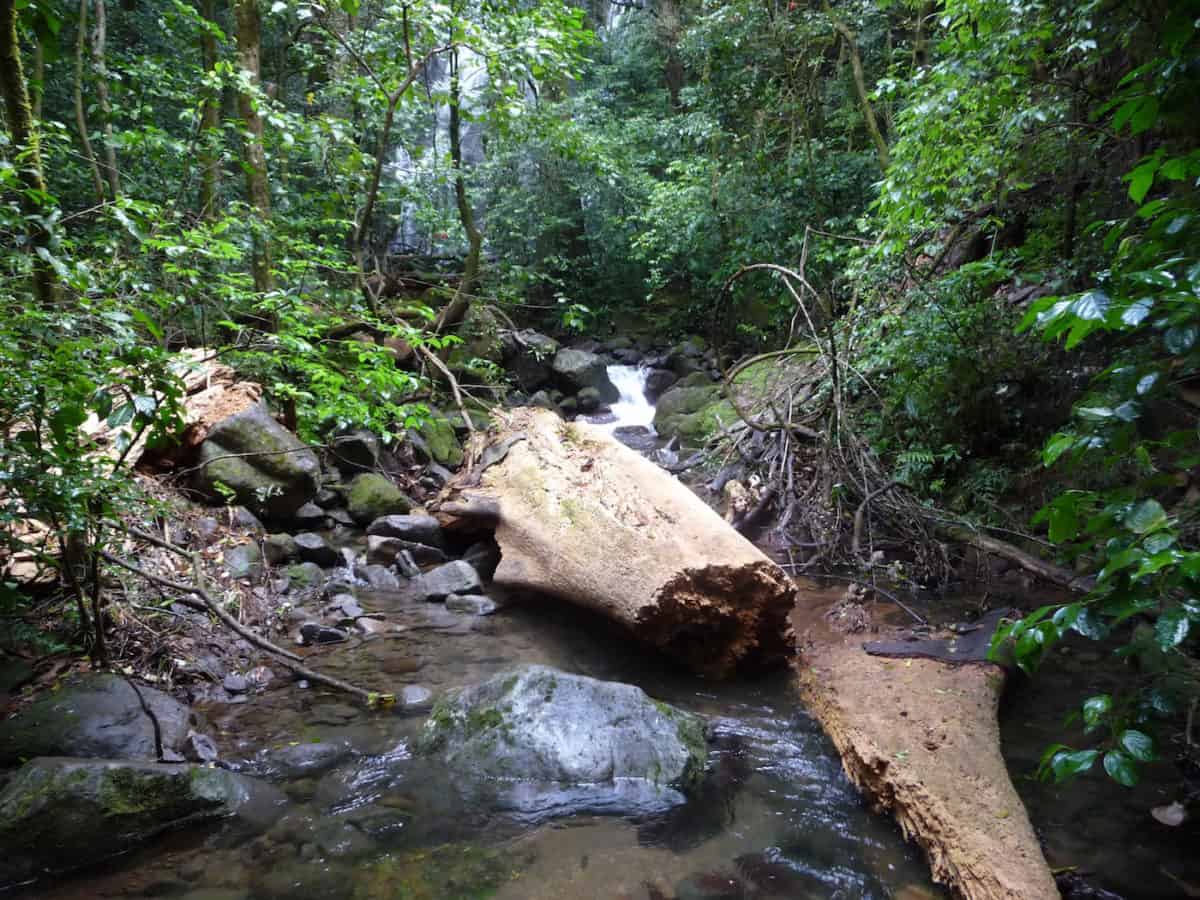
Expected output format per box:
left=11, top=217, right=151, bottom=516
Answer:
left=103, top=526, right=389, bottom=705
left=935, top=522, right=1094, bottom=594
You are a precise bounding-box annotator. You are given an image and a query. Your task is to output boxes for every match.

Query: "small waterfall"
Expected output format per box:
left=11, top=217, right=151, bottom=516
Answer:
left=595, top=365, right=656, bottom=434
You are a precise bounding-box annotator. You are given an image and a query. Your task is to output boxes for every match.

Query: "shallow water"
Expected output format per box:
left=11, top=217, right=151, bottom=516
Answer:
left=18, top=596, right=944, bottom=900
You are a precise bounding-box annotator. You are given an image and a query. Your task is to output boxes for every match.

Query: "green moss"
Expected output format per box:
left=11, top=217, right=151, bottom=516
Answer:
left=352, top=843, right=530, bottom=900
left=418, top=418, right=464, bottom=467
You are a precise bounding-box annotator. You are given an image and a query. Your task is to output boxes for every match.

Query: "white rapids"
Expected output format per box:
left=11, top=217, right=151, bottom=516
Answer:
left=593, top=364, right=656, bottom=434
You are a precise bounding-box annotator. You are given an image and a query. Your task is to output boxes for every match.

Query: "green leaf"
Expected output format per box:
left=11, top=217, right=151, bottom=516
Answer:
left=1165, top=323, right=1198, bottom=354
left=1125, top=499, right=1167, bottom=534
left=1103, top=750, right=1139, bottom=787
left=1155, top=607, right=1190, bottom=649
left=1082, top=694, right=1111, bottom=730
left=1128, top=159, right=1158, bottom=204
left=1050, top=749, right=1099, bottom=782
left=1117, top=729, right=1155, bottom=762
left=1042, top=433, right=1074, bottom=467
left=1122, top=299, right=1153, bottom=326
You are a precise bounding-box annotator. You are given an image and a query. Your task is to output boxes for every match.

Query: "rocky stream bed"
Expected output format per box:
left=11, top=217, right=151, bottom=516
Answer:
left=1, top=339, right=1198, bottom=899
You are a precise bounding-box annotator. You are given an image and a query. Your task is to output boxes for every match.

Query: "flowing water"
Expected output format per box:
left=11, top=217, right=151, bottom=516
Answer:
left=15, top=594, right=944, bottom=900
left=592, top=365, right=658, bottom=435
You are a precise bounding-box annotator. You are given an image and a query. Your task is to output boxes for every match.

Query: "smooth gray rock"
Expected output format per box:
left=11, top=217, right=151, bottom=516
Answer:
left=324, top=593, right=364, bottom=621
left=366, top=535, right=446, bottom=567
left=418, top=666, right=707, bottom=816
left=413, top=561, right=482, bottom=601
left=462, top=540, right=500, bottom=580
left=346, top=473, right=412, bottom=525
left=229, top=506, right=265, bottom=534
left=0, top=673, right=193, bottom=766
left=294, top=532, right=339, bottom=567
left=365, top=514, right=444, bottom=548
left=224, top=542, right=263, bottom=579
left=223, top=673, right=248, bottom=694
left=551, top=348, right=619, bottom=403
left=445, top=593, right=499, bottom=616
left=262, top=533, right=298, bottom=566
left=0, top=758, right=284, bottom=887
left=360, top=564, right=401, bottom=591
left=501, top=329, right=560, bottom=392
left=193, top=405, right=321, bottom=522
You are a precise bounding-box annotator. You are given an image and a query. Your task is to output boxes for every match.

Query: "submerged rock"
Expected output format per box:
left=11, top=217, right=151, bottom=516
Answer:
left=417, top=665, right=707, bottom=816
left=0, top=758, right=284, bottom=887
left=0, top=672, right=194, bottom=766
left=192, top=405, right=321, bottom=522
left=445, top=593, right=499, bottom=616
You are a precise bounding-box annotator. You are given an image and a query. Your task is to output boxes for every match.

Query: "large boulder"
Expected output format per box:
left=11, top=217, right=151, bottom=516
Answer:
left=193, top=405, right=320, bottom=522
left=0, top=758, right=284, bottom=888
left=0, top=673, right=194, bottom=767
left=346, top=472, right=412, bottom=525
left=416, top=417, right=464, bottom=468
left=501, top=329, right=560, bottom=392
left=551, top=349, right=619, bottom=404
left=412, top=560, right=482, bottom=601
left=417, top=665, right=707, bottom=816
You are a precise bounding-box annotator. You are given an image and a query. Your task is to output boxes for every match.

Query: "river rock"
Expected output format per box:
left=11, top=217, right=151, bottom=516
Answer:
left=224, top=542, right=263, bottom=579
left=298, top=623, right=349, bottom=645
left=330, top=429, right=380, bottom=474
left=0, top=758, right=284, bottom=888
left=412, top=560, right=482, bottom=601
left=366, top=514, right=444, bottom=547
left=360, top=564, right=401, bottom=591
left=576, top=386, right=603, bottom=412
left=552, top=348, right=619, bottom=403
left=643, top=367, right=678, bottom=401
left=653, top=374, right=734, bottom=446
left=262, top=533, right=298, bottom=566
left=462, top=540, right=501, bottom=580
left=346, top=473, right=412, bottom=524
left=445, top=593, right=499, bottom=616
left=501, top=329, right=560, bottom=392
left=367, top=535, right=447, bottom=567
left=418, top=666, right=707, bottom=816
left=285, top=561, right=324, bottom=590
left=528, top=390, right=560, bottom=413
left=0, top=672, right=193, bottom=766
left=193, top=405, right=321, bottom=522
left=294, top=532, right=339, bottom=567
left=291, top=502, right=328, bottom=530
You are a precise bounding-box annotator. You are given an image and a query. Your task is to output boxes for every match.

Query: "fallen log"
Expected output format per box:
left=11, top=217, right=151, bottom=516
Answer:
left=795, top=612, right=1060, bottom=900
left=438, top=407, right=798, bottom=677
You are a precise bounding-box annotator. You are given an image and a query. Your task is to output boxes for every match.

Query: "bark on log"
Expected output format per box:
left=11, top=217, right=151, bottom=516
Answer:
left=796, top=619, right=1060, bottom=900
left=440, top=407, right=798, bottom=677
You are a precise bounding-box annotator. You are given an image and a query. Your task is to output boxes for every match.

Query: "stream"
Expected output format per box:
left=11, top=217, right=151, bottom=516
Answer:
left=13, top=367, right=1199, bottom=900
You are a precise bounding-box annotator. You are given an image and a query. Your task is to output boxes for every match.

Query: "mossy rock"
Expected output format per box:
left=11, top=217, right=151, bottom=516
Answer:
left=0, top=759, right=283, bottom=888
left=417, top=418, right=464, bottom=467
left=193, top=405, right=320, bottom=522
left=346, top=473, right=413, bottom=525
left=653, top=379, right=735, bottom=447
left=353, top=843, right=530, bottom=900
left=417, top=665, right=708, bottom=814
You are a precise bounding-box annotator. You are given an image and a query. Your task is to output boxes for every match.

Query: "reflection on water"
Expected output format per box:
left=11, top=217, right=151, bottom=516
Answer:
left=16, top=596, right=942, bottom=900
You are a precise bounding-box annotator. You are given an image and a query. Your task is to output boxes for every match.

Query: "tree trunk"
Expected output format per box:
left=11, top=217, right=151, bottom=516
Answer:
left=437, top=408, right=799, bottom=677
left=0, top=0, right=55, bottom=304
left=91, top=0, right=120, bottom=199
left=435, top=48, right=482, bottom=333
left=824, top=1, right=889, bottom=171
left=74, top=0, right=106, bottom=201
left=198, top=0, right=221, bottom=218
left=232, top=0, right=273, bottom=293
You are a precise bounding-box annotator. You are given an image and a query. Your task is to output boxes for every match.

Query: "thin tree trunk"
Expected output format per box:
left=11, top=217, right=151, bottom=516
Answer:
left=233, top=0, right=273, bottom=293
left=74, top=0, right=106, bottom=201
left=0, top=0, right=55, bottom=304
left=91, top=0, right=120, bottom=198
left=824, top=1, right=889, bottom=171
left=30, top=36, right=42, bottom=119
left=198, top=0, right=221, bottom=217
left=436, top=48, right=482, bottom=332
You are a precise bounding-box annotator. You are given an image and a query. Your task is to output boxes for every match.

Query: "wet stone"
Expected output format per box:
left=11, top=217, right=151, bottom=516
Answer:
left=294, top=532, right=339, bottom=567
left=365, top=514, right=444, bottom=547
left=324, top=593, right=365, bottom=621
left=327, top=507, right=355, bottom=527
left=183, top=730, right=221, bottom=763
left=224, top=542, right=263, bottom=579
left=360, top=564, right=400, bottom=591
left=445, top=593, right=499, bottom=616
left=298, top=622, right=349, bottom=645
left=223, top=673, right=249, bottom=694
left=400, top=685, right=433, bottom=708
left=413, top=560, right=482, bottom=601
left=262, top=533, right=298, bottom=566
